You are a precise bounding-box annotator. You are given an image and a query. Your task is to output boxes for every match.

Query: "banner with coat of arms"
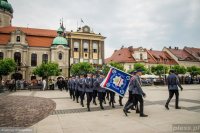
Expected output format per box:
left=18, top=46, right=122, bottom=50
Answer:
left=101, top=67, right=131, bottom=97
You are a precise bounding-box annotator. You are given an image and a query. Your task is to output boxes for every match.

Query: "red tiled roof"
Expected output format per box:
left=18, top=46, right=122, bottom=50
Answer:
left=105, top=47, right=178, bottom=65
left=105, top=48, right=135, bottom=63
left=167, top=48, right=197, bottom=61
left=0, top=26, right=57, bottom=37
left=0, top=26, right=57, bottom=47
left=184, top=47, right=200, bottom=60
left=0, top=34, right=10, bottom=45
left=26, top=36, right=54, bottom=47
left=148, top=50, right=178, bottom=65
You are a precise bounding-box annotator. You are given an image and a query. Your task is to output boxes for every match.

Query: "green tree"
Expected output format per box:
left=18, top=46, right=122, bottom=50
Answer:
left=33, top=62, right=60, bottom=79
left=127, top=63, right=148, bottom=74
left=171, top=65, right=187, bottom=74
left=151, top=64, right=169, bottom=78
left=0, top=58, right=16, bottom=85
left=70, top=62, right=94, bottom=76
left=102, top=62, right=125, bottom=75
left=187, top=66, right=200, bottom=77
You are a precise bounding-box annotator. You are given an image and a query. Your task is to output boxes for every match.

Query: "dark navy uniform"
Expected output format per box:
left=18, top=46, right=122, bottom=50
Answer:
left=165, top=71, right=183, bottom=110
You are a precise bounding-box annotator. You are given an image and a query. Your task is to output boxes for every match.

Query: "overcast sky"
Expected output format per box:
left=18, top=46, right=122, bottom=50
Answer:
left=10, top=0, right=200, bottom=58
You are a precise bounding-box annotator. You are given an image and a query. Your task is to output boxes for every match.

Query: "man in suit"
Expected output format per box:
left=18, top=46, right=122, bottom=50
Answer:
left=94, top=73, right=106, bottom=109
left=92, top=74, right=98, bottom=105
left=78, top=73, right=86, bottom=107
left=85, top=72, right=94, bottom=111
left=75, top=76, right=80, bottom=103
left=123, top=69, right=148, bottom=117
left=165, top=69, right=183, bottom=110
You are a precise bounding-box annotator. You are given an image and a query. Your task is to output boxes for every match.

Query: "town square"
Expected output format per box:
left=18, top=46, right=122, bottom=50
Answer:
left=0, top=0, right=200, bottom=133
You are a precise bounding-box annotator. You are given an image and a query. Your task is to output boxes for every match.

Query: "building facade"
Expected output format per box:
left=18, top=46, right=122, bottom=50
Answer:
left=105, top=46, right=178, bottom=72
left=0, top=0, right=105, bottom=80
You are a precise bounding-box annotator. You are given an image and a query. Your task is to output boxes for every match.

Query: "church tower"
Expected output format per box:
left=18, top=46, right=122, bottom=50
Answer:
left=0, top=0, right=13, bottom=27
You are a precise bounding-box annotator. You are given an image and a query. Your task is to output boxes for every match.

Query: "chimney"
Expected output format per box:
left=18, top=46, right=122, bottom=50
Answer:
left=177, top=47, right=179, bottom=50
left=169, top=46, right=171, bottom=49
left=150, top=48, right=152, bottom=51
left=128, top=46, right=133, bottom=52
left=121, top=45, right=124, bottom=49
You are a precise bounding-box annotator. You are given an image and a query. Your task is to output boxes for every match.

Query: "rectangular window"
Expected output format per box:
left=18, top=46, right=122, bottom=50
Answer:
left=16, top=36, right=20, bottom=42
left=42, top=54, right=48, bottom=63
left=84, top=48, right=88, bottom=52
left=0, top=52, right=3, bottom=60
left=31, top=53, right=37, bottom=66
left=93, top=49, right=97, bottom=53
left=74, top=48, right=79, bottom=52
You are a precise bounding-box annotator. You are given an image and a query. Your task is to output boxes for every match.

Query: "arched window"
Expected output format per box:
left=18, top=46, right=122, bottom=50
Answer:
left=16, top=36, right=20, bottom=42
left=0, top=52, right=3, bottom=60
left=83, top=42, right=89, bottom=52
left=93, top=42, right=98, bottom=53
left=14, top=52, right=21, bottom=66
left=31, top=53, right=37, bottom=66
left=42, top=54, right=48, bottom=63
left=58, top=53, right=63, bottom=60
left=140, top=53, right=143, bottom=60
left=74, top=42, right=79, bottom=52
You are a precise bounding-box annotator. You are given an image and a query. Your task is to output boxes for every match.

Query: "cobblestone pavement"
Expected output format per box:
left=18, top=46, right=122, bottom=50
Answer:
left=0, top=96, right=56, bottom=127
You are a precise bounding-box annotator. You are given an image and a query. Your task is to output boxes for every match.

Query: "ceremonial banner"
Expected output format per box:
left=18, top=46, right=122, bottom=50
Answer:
left=101, top=67, right=131, bottom=97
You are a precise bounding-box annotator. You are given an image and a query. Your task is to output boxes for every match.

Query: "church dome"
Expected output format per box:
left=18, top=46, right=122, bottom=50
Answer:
left=52, top=27, right=68, bottom=45
left=0, top=0, right=13, bottom=14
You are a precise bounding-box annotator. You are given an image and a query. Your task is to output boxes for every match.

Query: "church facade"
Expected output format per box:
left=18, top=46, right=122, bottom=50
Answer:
left=0, top=0, right=105, bottom=80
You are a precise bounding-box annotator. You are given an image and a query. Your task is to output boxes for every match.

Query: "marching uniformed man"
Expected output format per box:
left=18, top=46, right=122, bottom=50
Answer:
left=78, top=73, right=86, bottom=107
left=123, top=69, right=148, bottom=117
left=92, top=74, right=98, bottom=105
left=71, top=76, right=76, bottom=101
left=165, top=69, right=183, bottom=110
left=109, top=90, right=115, bottom=108
left=68, top=77, right=72, bottom=99
left=94, top=72, right=106, bottom=109
left=85, top=72, right=94, bottom=111
left=75, top=76, right=80, bottom=103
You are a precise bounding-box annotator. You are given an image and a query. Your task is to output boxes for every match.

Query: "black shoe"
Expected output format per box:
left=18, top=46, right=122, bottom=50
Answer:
left=81, top=103, right=84, bottom=107
left=119, top=103, right=123, bottom=106
left=136, top=110, right=140, bottom=113
left=93, top=101, right=97, bottom=105
left=112, top=105, right=115, bottom=108
left=77, top=100, right=79, bottom=103
left=88, top=108, right=91, bottom=111
left=109, top=102, right=111, bottom=106
left=101, top=106, right=104, bottom=110
left=165, top=105, right=169, bottom=110
left=104, top=101, right=106, bottom=104
left=140, top=114, right=148, bottom=117
left=123, top=109, right=128, bottom=116
left=175, top=107, right=181, bottom=109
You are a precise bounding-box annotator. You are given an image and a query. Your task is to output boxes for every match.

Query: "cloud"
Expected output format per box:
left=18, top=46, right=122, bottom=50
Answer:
left=9, top=0, right=200, bottom=58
